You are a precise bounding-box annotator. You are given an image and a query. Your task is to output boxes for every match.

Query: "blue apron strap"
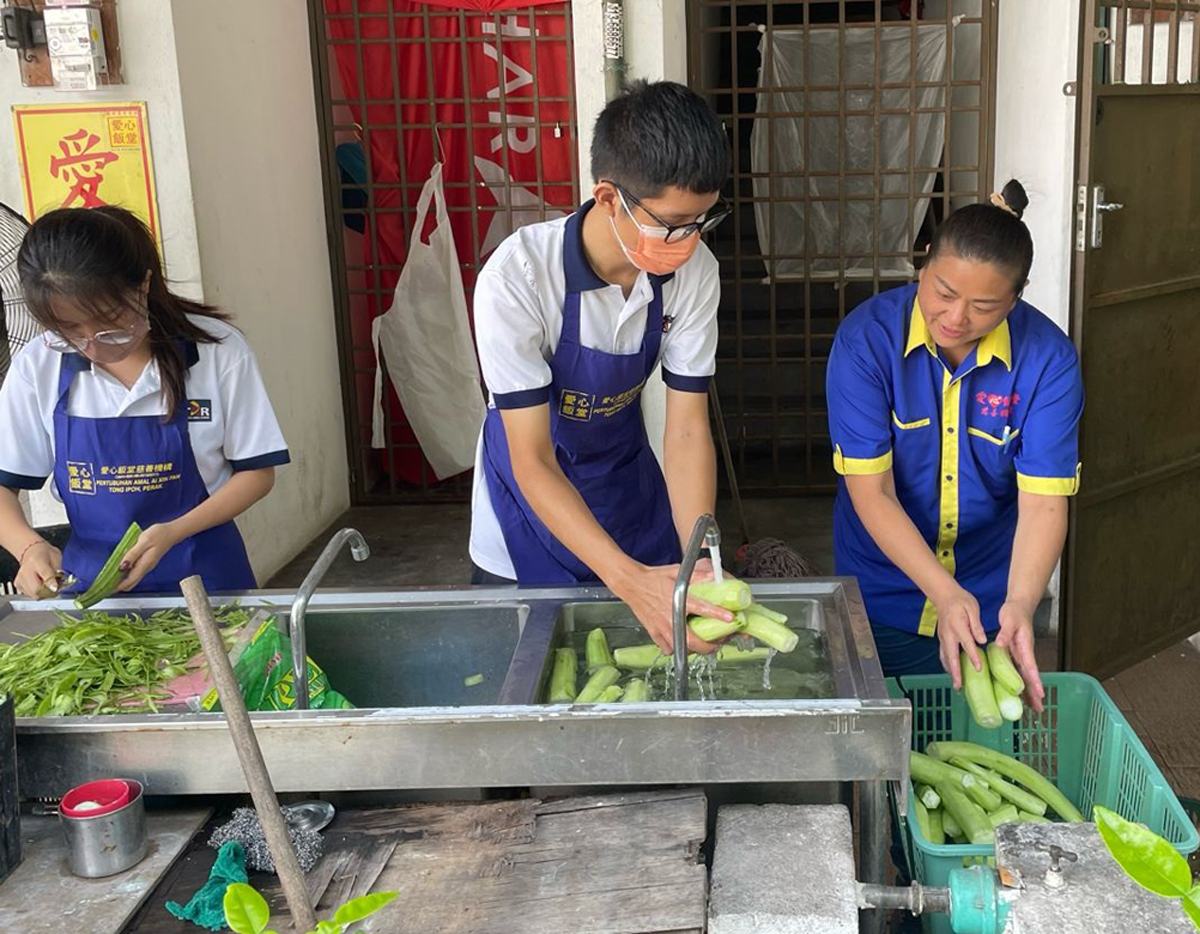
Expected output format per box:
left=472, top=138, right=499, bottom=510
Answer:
left=54, top=353, right=89, bottom=414
left=642, top=274, right=670, bottom=376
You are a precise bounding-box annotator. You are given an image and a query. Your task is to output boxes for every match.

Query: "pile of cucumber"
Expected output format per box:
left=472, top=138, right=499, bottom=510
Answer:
left=910, top=742, right=1084, bottom=846
left=545, top=577, right=798, bottom=703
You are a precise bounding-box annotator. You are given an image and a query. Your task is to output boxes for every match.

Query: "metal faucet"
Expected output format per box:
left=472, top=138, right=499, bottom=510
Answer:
left=290, top=528, right=369, bottom=710
left=671, top=514, right=721, bottom=701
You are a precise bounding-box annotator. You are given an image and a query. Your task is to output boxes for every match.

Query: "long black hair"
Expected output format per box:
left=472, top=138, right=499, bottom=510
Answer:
left=591, top=80, right=731, bottom=198
left=17, top=206, right=229, bottom=418
left=928, top=179, right=1033, bottom=294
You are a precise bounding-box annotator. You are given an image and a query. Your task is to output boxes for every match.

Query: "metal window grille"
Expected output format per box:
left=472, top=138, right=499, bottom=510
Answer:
left=307, top=1, right=580, bottom=504
left=688, top=0, right=998, bottom=494
left=1089, top=0, right=1198, bottom=86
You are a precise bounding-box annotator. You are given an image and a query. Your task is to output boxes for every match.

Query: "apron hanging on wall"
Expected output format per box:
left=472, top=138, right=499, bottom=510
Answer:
left=371, top=162, right=486, bottom=480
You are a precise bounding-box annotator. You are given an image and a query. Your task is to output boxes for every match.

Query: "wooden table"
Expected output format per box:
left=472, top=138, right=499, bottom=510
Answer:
left=129, top=789, right=709, bottom=934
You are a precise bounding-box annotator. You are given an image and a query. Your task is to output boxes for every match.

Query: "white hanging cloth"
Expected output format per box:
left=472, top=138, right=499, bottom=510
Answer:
left=371, top=162, right=486, bottom=479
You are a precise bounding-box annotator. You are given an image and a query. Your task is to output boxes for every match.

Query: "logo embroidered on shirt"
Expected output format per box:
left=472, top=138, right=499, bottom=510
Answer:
left=975, top=391, right=1020, bottom=419
left=559, top=390, right=595, bottom=421
left=187, top=399, right=213, bottom=422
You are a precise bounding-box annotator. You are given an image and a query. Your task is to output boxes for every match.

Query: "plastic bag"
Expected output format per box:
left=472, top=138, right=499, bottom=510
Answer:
left=370, top=161, right=486, bottom=480
left=197, top=618, right=354, bottom=712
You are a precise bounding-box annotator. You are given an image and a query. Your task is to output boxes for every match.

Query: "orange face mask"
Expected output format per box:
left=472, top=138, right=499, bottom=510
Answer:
left=609, top=192, right=701, bottom=276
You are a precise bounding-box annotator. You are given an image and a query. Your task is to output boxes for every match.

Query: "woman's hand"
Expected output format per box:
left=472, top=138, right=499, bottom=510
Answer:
left=15, top=540, right=63, bottom=598
left=115, top=523, right=182, bottom=592
left=608, top=562, right=733, bottom=655
left=995, top=599, right=1045, bottom=713
left=935, top=584, right=987, bottom=689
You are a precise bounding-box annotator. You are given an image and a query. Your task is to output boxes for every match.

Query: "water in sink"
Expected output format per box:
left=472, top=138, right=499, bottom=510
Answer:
left=548, top=602, right=836, bottom=702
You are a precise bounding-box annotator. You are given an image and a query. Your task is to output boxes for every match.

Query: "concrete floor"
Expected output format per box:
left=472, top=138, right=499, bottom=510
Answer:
left=268, top=497, right=838, bottom=589
left=271, top=499, right=1200, bottom=812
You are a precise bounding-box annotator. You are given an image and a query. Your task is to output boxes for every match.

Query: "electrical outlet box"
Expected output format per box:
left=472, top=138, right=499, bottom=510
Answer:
left=44, top=4, right=107, bottom=91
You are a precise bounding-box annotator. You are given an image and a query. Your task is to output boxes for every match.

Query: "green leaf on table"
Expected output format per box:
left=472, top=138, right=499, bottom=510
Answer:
left=1093, top=805, right=1192, bottom=898
left=312, top=921, right=342, bottom=934
left=224, top=882, right=272, bottom=934
left=333, top=891, right=399, bottom=925
left=1183, top=884, right=1200, bottom=930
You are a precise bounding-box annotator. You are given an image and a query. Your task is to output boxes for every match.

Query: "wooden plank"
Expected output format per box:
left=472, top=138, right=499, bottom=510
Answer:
left=0, top=808, right=210, bottom=934
left=267, top=790, right=708, bottom=934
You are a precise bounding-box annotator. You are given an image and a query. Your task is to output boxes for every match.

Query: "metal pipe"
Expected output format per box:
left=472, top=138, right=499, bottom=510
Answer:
left=857, top=882, right=951, bottom=916
left=672, top=515, right=721, bottom=700
left=602, top=0, right=626, bottom=101
left=290, top=528, right=370, bottom=710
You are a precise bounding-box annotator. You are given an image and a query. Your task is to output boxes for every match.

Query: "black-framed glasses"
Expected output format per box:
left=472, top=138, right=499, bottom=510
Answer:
left=604, top=179, right=731, bottom=244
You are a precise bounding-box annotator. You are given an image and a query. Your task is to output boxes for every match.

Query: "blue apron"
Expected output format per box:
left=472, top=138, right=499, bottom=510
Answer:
left=481, top=203, right=681, bottom=584
left=53, top=352, right=256, bottom=596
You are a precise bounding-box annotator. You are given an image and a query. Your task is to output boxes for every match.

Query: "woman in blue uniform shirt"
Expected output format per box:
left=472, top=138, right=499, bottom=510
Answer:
left=827, top=181, right=1084, bottom=711
left=0, top=206, right=289, bottom=598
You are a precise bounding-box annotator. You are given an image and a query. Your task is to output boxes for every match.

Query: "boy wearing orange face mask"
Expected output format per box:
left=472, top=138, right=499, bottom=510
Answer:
left=470, top=80, right=732, bottom=654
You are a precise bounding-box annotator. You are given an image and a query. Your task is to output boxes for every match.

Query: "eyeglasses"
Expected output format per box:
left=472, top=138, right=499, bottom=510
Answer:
left=43, top=327, right=143, bottom=354
left=604, top=180, right=731, bottom=244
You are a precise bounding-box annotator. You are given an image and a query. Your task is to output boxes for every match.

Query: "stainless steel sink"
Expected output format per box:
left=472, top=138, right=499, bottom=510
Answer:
left=302, top=604, right=526, bottom=708
left=1, top=581, right=908, bottom=798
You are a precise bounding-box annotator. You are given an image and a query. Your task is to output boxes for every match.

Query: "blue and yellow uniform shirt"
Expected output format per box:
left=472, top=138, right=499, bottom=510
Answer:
left=827, top=283, right=1083, bottom=636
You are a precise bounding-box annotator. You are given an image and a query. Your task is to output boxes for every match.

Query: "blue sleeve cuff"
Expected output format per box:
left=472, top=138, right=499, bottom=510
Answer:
left=0, top=469, right=48, bottom=491
left=662, top=369, right=712, bottom=393
left=493, top=386, right=550, bottom=410
left=229, top=450, right=290, bottom=472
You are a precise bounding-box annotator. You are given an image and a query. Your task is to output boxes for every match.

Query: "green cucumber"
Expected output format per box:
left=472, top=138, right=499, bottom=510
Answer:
left=949, top=755, right=1048, bottom=817
left=548, top=648, right=578, bottom=703
left=75, top=522, right=142, bottom=609
left=986, top=643, right=1025, bottom=695
left=926, top=808, right=946, bottom=845
left=576, top=665, right=620, bottom=703
left=936, top=780, right=995, bottom=845
left=689, top=613, right=744, bottom=643
left=621, top=679, right=649, bottom=703
left=742, top=611, right=799, bottom=653
left=585, top=627, right=616, bottom=672
left=961, top=649, right=1002, bottom=729
left=993, top=681, right=1024, bottom=722
left=687, top=578, right=752, bottom=611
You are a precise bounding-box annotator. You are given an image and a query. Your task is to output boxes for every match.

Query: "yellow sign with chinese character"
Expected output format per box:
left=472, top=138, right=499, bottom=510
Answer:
left=12, top=102, right=161, bottom=247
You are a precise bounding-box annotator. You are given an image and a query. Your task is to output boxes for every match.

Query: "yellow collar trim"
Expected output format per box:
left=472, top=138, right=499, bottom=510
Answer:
left=905, top=297, right=1012, bottom=371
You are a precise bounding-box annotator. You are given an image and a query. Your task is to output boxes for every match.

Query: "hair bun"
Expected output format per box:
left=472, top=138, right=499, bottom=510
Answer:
left=994, top=178, right=1029, bottom=220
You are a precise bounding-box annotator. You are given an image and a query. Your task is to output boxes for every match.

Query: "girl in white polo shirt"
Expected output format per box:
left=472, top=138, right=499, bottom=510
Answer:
left=0, top=206, right=289, bottom=599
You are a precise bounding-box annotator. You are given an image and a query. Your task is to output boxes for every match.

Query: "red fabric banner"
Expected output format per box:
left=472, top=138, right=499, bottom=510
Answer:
left=324, top=0, right=576, bottom=486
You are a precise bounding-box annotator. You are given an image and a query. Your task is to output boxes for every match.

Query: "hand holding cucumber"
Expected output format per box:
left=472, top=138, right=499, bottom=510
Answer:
left=934, top=584, right=986, bottom=689
left=994, top=599, right=1045, bottom=713
left=607, top=560, right=732, bottom=655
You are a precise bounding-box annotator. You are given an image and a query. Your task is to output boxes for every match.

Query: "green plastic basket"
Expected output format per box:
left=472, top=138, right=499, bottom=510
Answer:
left=888, top=672, right=1199, bottom=934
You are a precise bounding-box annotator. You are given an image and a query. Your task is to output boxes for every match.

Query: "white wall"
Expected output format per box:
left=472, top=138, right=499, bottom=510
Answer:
left=994, top=1, right=1082, bottom=620
left=0, top=0, right=203, bottom=527
left=571, top=0, right=691, bottom=464
left=170, top=0, right=349, bottom=581
left=993, top=0, right=1080, bottom=333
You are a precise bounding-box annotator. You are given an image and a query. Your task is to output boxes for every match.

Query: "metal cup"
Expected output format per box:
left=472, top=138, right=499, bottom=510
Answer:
left=59, top=779, right=147, bottom=878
